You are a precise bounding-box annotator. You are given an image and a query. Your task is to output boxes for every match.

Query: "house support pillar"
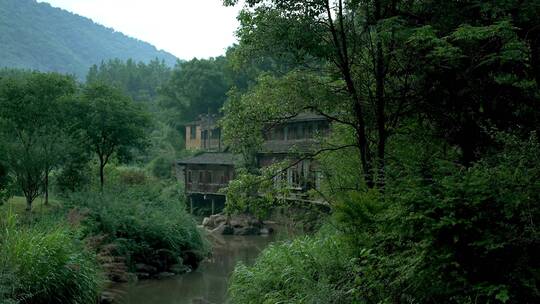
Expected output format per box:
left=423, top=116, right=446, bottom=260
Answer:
left=190, top=196, right=193, bottom=214
left=211, top=198, right=215, bottom=215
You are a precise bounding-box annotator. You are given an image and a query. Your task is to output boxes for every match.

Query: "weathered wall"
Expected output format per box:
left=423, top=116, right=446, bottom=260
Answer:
left=185, top=125, right=202, bottom=150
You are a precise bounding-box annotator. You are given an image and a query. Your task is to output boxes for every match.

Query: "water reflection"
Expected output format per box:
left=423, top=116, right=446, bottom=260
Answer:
left=119, top=235, right=275, bottom=304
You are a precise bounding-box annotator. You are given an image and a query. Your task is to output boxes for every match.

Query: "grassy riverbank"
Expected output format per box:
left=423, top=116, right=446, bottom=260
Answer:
left=0, top=209, right=103, bottom=304
left=0, top=181, right=208, bottom=304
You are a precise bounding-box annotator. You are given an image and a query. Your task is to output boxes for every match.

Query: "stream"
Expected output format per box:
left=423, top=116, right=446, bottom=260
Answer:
left=117, top=235, right=276, bottom=304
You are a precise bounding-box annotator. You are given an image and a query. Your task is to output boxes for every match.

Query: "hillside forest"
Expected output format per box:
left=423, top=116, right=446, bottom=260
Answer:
left=0, top=0, right=178, bottom=79
left=0, top=0, right=539, bottom=304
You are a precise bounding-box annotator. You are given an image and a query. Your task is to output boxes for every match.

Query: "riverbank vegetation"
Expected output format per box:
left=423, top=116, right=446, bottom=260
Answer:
left=222, top=0, right=540, bottom=303
left=0, top=0, right=538, bottom=302
left=0, top=212, right=103, bottom=304
left=0, top=64, right=214, bottom=302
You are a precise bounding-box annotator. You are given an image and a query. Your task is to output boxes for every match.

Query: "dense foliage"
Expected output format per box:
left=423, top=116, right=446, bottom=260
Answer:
left=77, top=82, right=151, bottom=189
left=223, top=0, right=540, bottom=303
left=0, top=71, right=151, bottom=208
left=0, top=213, right=103, bottom=304
left=0, top=0, right=177, bottom=79
left=65, top=180, right=209, bottom=273
left=86, top=58, right=172, bottom=107
left=230, top=228, right=355, bottom=303
left=229, top=133, right=540, bottom=304
left=0, top=72, right=78, bottom=209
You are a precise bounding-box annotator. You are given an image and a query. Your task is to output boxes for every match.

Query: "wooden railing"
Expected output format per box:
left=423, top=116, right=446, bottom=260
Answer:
left=186, top=182, right=228, bottom=194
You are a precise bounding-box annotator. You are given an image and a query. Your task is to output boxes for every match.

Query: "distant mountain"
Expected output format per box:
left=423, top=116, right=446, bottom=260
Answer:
left=0, top=0, right=178, bottom=79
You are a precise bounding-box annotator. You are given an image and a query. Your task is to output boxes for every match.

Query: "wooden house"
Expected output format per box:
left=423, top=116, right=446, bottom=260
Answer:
left=176, top=113, right=329, bottom=215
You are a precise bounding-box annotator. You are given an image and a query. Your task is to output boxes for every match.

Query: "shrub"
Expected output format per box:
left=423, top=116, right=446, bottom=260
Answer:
left=231, top=134, right=540, bottom=304
left=117, top=167, right=148, bottom=185
left=337, top=134, right=540, bottom=303
left=0, top=212, right=103, bottom=304
left=0, top=161, right=12, bottom=205
left=148, top=155, right=175, bottom=180
left=66, top=183, right=208, bottom=274
left=229, top=227, right=356, bottom=304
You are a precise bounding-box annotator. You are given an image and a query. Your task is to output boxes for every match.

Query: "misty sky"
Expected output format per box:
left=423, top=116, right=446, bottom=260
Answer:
left=38, top=0, right=242, bottom=60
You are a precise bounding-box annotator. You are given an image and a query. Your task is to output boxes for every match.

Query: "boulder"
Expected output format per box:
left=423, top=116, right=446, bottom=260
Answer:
left=202, top=217, right=212, bottom=227
left=213, top=214, right=227, bottom=225
left=157, top=272, right=175, bottom=279
left=100, top=291, right=115, bottom=304
left=234, top=227, right=260, bottom=236
left=211, top=223, right=234, bottom=235
left=259, top=227, right=274, bottom=235
left=135, top=263, right=157, bottom=274
left=170, top=263, right=190, bottom=274
left=135, top=272, right=150, bottom=280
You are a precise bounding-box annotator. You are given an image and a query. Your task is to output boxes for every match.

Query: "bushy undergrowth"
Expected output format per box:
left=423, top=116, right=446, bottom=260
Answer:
left=66, top=183, right=208, bottom=274
left=0, top=213, right=103, bottom=304
left=334, top=135, right=539, bottom=303
left=229, top=227, right=356, bottom=304
left=230, top=135, right=540, bottom=304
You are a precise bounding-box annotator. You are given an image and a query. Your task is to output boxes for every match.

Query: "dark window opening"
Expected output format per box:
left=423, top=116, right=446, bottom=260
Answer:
left=189, top=126, right=197, bottom=140
left=211, top=128, right=220, bottom=139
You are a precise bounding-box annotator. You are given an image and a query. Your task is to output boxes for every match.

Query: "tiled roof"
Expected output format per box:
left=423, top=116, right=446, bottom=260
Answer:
left=177, top=152, right=240, bottom=165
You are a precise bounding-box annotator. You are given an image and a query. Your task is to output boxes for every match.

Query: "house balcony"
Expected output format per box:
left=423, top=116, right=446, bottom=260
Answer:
left=186, top=182, right=228, bottom=195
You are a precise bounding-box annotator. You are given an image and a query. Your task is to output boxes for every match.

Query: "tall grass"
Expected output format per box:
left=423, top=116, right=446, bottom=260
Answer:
left=0, top=211, right=104, bottom=304
left=229, top=226, right=356, bottom=304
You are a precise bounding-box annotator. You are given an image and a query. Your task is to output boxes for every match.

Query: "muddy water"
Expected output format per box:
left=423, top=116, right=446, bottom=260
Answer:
left=118, top=235, right=275, bottom=304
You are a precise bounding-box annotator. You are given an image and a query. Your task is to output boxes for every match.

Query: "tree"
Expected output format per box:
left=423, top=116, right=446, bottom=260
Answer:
left=223, top=0, right=418, bottom=189
left=0, top=142, right=12, bottom=205
left=224, top=0, right=540, bottom=187
left=160, top=57, right=230, bottom=125
left=0, top=72, right=76, bottom=210
left=87, top=58, right=172, bottom=106
left=78, top=83, right=150, bottom=190
left=403, top=2, right=540, bottom=165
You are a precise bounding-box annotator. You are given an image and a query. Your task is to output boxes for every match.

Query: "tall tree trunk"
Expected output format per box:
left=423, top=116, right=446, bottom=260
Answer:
left=99, top=154, right=105, bottom=192
left=99, top=163, right=105, bottom=192
left=375, top=35, right=386, bottom=189
left=374, top=0, right=387, bottom=189
left=25, top=194, right=33, bottom=212
left=530, top=34, right=540, bottom=86
left=326, top=0, right=374, bottom=187
left=44, top=171, right=49, bottom=206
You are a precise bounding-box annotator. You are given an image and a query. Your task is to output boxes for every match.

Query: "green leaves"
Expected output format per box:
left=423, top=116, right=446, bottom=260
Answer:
left=0, top=72, right=78, bottom=210
left=78, top=82, right=151, bottom=187
left=160, top=57, right=230, bottom=125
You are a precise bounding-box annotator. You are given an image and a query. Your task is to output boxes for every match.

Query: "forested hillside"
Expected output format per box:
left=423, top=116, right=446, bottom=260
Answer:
left=0, top=0, right=178, bottom=79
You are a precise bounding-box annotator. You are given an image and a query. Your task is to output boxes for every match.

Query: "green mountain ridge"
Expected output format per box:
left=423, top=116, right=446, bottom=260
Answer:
left=0, top=0, right=179, bottom=79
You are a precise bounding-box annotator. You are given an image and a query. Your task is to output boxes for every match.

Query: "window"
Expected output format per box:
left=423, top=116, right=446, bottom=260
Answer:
left=315, top=171, right=323, bottom=190
left=288, top=125, right=297, bottom=140
left=305, top=124, right=313, bottom=138
left=205, top=171, right=212, bottom=183
left=189, top=126, right=196, bottom=139
left=318, top=122, right=329, bottom=134
left=297, top=124, right=304, bottom=139
left=220, top=171, right=229, bottom=184
left=211, top=128, right=220, bottom=139
left=202, top=130, right=208, bottom=148
left=187, top=170, right=192, bottom=183
left=273, top=126, right=284, bottom=140
left=198, top=171, right=204, bottom=183
left=287, top=166, right=301, bottom=189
